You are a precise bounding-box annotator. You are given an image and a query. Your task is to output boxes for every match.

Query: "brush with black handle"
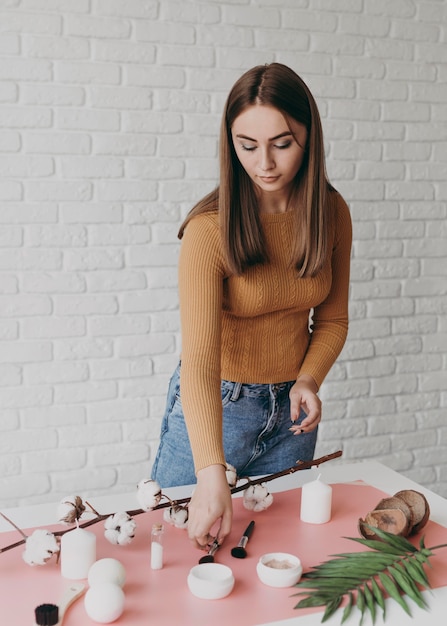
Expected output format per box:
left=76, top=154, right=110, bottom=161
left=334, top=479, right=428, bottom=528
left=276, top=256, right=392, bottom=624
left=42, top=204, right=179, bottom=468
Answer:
left=231, top=520, right=255, bottom=559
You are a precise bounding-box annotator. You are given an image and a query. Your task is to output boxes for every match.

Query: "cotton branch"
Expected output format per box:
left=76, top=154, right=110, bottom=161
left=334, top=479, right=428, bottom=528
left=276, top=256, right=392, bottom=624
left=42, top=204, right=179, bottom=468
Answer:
left=1, top=450, right=342, bottom=553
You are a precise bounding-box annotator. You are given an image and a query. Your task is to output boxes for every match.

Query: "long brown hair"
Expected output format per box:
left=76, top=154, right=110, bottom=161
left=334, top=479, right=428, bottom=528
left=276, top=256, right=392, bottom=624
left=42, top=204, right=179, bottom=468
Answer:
left=179, top=63, right=334, bottom=277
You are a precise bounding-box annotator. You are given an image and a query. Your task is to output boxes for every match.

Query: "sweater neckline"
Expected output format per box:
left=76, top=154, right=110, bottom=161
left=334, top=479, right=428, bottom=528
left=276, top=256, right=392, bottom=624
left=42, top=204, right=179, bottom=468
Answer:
left=260, top=210, right=294, bottom=223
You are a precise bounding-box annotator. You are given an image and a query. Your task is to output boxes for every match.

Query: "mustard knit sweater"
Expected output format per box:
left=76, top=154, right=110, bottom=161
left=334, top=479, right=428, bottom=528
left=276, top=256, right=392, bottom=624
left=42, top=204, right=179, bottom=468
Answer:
left=178, top=192, right=352, bottom=473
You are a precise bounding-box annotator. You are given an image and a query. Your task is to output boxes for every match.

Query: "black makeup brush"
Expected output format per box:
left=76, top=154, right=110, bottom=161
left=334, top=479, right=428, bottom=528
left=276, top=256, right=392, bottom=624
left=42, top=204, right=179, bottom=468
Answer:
left=231, top=520, right=255, bottom=558
left=199, top=538, right=220, bottom=564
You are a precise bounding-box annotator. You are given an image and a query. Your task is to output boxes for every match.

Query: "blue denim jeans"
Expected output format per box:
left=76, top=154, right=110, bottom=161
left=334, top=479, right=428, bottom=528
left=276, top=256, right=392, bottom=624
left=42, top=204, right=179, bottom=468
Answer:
left=151, top=364, right=317, bottom=487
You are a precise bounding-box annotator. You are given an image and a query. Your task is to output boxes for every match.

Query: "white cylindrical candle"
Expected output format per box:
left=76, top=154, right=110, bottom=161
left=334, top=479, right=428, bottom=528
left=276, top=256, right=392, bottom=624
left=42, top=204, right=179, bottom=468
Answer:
left=300, top=474, right=332, bottom=524
left=61, top=527, right=97, bottom=579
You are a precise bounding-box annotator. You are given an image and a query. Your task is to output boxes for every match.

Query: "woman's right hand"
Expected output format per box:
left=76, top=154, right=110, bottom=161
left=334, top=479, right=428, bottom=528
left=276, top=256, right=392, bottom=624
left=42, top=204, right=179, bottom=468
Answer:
left=187, top=464, right=233, bottom=550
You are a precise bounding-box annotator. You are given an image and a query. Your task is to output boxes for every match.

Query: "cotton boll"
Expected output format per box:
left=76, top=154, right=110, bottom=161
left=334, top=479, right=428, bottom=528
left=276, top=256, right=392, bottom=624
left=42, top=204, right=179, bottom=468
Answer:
left=163, top=504, right=188, bottom=529
left=84, top=583, right=125, bottom=623
left=225, top=463, right=238, bottom=488
left=243, top=484, right=274, bottom=512
left=104, top=512, right=136, bottom=545
left=136, top=479, right=162, bottom=510
left=57, top=495, right=85, bottom=524
left=22, top=529, right=60, bottom=566
left=88, top=558, right=126, bottom=588
left=252, top=492, right=274, bottom=511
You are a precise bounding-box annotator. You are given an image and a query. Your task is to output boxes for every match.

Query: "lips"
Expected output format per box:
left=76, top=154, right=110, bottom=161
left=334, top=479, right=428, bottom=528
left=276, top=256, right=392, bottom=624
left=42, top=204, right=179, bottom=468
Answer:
left=259, top=176, right=280, bottom=183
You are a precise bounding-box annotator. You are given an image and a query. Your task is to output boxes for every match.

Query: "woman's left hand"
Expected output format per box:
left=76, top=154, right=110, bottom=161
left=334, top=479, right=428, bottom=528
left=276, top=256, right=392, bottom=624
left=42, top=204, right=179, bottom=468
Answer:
left=289, top=374, right=321, bottom=433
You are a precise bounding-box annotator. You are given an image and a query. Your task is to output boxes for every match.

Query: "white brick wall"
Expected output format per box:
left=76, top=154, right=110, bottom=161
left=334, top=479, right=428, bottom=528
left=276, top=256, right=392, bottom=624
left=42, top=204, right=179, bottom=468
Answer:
left=0, top=0, right=446, bottom=507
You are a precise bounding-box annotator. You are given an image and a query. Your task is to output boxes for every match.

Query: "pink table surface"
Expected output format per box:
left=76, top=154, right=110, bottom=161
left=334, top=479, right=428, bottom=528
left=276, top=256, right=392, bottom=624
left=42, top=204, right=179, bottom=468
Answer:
left=2, top=483, right=447, bottom=626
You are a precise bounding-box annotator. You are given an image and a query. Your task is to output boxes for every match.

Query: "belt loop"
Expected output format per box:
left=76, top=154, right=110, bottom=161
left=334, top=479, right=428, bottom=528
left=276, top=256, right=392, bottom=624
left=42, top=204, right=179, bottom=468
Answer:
left=230, top=381, right=242, bottom=401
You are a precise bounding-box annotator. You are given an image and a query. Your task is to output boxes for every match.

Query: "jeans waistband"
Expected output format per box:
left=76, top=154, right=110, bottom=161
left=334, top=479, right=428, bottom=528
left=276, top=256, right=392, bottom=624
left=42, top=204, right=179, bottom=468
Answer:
left=222, top=379, right=294, bottom=401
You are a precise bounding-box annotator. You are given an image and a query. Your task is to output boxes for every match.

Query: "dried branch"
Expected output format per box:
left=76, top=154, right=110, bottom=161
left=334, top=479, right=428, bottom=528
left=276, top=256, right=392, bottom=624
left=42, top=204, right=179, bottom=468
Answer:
left=1, top=450, right=342, bottom=553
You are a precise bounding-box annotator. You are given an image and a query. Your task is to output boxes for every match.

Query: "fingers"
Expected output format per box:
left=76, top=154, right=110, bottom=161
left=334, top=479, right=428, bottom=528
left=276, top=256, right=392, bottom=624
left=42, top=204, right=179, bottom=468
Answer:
left=290, top=403, right=321, bottom=434
left=187, top=464, right=233, bottom=550
left=289, top=381, right=322, bottom=434
left=218, top=502, right=233, bottom=540
left=289, top=421, right=317, bottom=435
left=194, top=533, right=218, bottom=551
left=188, top=515, right=218, bottom=550
left=289, top=398, right=300, bottom=423
left=189, top=503, right=232, bottom=550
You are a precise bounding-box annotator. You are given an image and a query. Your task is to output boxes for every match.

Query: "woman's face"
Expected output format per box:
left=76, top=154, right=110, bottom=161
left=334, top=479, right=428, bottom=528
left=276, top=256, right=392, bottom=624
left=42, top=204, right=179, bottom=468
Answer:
left=231, top=104, right=307, bottom=204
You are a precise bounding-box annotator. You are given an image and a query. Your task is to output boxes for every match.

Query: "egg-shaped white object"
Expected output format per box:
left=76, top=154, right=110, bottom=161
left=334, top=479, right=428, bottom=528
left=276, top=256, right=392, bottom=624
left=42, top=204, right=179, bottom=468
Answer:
left=84, top=582, right=125, bottom=623
left=88, top=558, right=126, bottom=588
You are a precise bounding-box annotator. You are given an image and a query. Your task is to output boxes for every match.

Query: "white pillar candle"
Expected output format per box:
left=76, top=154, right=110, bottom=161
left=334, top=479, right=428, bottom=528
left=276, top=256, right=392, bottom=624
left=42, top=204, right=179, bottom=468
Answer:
left=300, top=474, right=332, bottom=524
left=61, top=526, right=97, bottom=579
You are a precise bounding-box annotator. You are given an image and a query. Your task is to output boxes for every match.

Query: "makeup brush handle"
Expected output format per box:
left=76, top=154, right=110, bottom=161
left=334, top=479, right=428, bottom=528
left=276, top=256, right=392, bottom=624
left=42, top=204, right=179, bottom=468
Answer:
left=199, top=539, right=220, bottom=564
left=57, top=583, right=86, bottom=624
left=237, top=535, right=249, bottom=549
left=238, top=520, right=255, bottom=546
left=208, top=540, right=220, bottom=556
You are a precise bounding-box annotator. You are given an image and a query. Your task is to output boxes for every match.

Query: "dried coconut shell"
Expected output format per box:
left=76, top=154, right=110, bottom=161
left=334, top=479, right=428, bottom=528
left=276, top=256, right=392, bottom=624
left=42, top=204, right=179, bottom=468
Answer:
left=373, top=496, right=414, bottom=526
left=358, top=508, right=412, bottom=539
left=358, top=518, right=379, bottom=539
left=393, top=489, right=430, bottom=534
left=358, top=488, right=431, bottom=541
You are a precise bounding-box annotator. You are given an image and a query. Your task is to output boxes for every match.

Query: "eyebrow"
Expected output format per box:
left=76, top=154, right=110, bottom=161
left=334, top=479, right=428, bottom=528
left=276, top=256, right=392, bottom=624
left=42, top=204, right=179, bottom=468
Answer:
left=235, top=131, right=292, bottom=142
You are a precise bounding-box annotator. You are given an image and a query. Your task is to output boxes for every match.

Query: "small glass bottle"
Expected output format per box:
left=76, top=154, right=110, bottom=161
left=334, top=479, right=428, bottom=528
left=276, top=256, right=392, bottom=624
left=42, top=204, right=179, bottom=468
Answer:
left=151, top=523, right=164, bottom=570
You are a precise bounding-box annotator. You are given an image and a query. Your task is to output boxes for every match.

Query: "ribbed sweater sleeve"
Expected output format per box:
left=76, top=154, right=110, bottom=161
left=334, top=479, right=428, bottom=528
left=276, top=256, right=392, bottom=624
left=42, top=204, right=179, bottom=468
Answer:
left=178, top=213, right=228, bottom=472
left=298, top=193, right=352, bottom=387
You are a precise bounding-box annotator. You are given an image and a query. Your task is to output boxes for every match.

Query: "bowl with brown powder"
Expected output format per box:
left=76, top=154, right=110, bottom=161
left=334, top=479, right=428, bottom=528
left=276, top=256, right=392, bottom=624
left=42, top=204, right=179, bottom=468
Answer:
left=256, top=552, right=302, bottom=588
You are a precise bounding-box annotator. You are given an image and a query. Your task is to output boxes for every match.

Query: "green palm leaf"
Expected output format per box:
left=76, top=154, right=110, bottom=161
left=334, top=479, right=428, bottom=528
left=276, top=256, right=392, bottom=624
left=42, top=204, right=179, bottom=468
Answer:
left=370, top=576, right=386, bottom=617
left=401, top=557, right=430, bottom=587
left=293, top=528, right=447, bottom=625
left=362, top=582, right=376, bottom=624
left=340, top=591, right=354, bottom=624
left=387, top=563, right=427, bottom=609
left=355, top=586, right=366, bottom=624
left=378, top=572, right=411, bottom=615
left=322, top=597, right=343, bottom=622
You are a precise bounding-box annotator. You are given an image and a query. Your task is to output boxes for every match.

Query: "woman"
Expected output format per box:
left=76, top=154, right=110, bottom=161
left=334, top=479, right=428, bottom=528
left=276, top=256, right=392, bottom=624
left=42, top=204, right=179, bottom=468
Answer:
left=151, top=63, right=352, bottom=550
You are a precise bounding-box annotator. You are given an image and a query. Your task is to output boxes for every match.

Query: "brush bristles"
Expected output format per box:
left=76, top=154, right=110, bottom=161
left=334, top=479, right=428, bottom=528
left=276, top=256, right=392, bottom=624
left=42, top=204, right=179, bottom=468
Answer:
left=35, top=603, right=59, bottom=626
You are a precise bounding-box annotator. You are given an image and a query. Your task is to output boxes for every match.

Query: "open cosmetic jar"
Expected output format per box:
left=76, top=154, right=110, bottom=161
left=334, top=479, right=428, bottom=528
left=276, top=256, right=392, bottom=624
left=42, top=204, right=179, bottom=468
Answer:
left=256, top=552, right=303, bottom=588
left=187, top=563, right=235, bottom=600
